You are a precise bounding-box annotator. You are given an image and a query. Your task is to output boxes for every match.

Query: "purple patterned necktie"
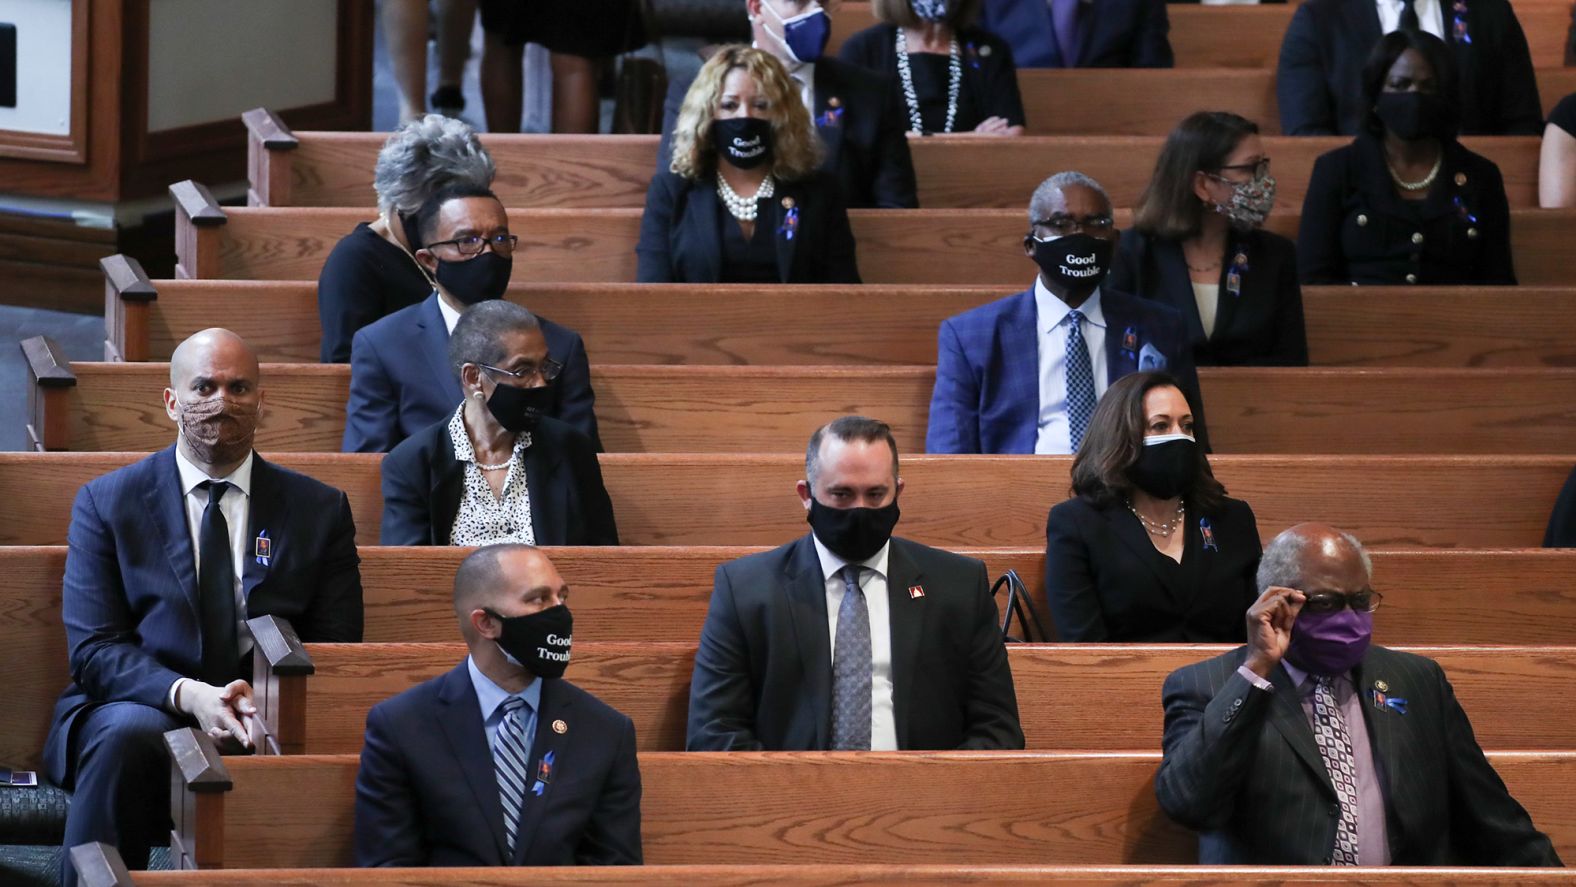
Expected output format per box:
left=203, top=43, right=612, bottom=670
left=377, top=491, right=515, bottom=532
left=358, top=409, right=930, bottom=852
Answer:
left=1050, top=0, right=1082, bottom=68
left=1311, top=676, right=1362, bottom=865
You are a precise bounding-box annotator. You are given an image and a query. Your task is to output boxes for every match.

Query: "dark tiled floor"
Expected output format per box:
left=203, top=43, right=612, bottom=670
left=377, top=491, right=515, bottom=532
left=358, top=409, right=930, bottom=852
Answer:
left=0, top=308, right=103, bottom=452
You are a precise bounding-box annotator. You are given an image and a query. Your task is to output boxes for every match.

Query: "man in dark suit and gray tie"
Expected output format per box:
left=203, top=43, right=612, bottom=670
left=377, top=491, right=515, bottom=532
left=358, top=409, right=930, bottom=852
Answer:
left=686, top=415, right=1023, bottom=751
left=1155, top=523, right=1562, bottom=866
left=44, top=329, right=364, bottom=886
left=354, top=544, right=642, bottom=866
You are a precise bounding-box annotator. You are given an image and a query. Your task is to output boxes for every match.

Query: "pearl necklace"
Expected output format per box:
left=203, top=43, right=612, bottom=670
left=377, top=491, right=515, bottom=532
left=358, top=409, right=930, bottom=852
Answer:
left=895, top=29, right=960, bottom=134
left=1127, top=498, right=1186, bottom=538
left=716, top=171, right=774, bottom=222
left=1385, top=151, right=1443, bottom=192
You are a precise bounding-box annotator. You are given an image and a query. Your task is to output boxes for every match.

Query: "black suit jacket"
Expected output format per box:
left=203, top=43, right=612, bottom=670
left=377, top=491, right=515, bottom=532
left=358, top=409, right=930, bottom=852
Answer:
left=1108, top=228, right=1308, bottom=366
left=838, top=26, right=1027, bottom=129
left=1276, top=0, right=1542, bottom=136
left=1043, top=495, right=1260, bottom=642
left=976, top=0, right=1173, bottom=68
left=1298, top=134, right=1515, bottom=285
left=43, top=446, right=363, bottom=785
left=687, top=534, right=1023, bottom=751
left=379, top=413, right=619, bottom=546
left=657, top=57, right=918, bottom=209
left=355, top=662, right=642, bottom=867
left=635, top=170, right=861, bottom=283
left=1154, top=646, right=1563, bottom=866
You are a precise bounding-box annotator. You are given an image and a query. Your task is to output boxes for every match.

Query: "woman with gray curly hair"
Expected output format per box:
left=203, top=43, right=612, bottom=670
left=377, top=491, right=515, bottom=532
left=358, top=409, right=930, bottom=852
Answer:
left=316, top=114, right=496, bottom=362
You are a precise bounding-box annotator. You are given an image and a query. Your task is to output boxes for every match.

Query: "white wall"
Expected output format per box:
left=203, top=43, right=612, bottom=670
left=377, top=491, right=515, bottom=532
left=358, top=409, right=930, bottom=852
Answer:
left=146, top=0, right=338, bottom=133
left=0, top=0, right=75, bottom=137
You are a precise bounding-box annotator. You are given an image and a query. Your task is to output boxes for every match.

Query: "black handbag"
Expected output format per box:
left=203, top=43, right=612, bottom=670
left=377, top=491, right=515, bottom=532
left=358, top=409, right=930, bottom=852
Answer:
left=991, top=569, right=1050, bottom=643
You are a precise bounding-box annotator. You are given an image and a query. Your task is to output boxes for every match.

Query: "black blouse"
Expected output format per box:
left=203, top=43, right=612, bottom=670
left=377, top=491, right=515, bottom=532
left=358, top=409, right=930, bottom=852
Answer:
left=1550, top=93, right=1576, bottom=138
left=718, top=202, right=779, bottom=284
left=316, top=222, right=432, bottom=363
left=837, top=25, right=1026, bottom=132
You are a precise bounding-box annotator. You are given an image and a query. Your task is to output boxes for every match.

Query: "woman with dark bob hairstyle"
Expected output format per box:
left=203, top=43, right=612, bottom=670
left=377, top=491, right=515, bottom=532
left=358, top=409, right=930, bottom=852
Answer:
left=1109, top=110, right=1307, bottom=367
left=1044, top=371, right=1260, bottom=642
left=1298, top=29, right=1514, bottom=286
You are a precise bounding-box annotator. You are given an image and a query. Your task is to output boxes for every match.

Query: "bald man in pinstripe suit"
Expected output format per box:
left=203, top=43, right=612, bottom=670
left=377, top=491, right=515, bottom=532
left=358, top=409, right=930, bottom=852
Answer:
left=1154, top=523, right=1561, bottom=867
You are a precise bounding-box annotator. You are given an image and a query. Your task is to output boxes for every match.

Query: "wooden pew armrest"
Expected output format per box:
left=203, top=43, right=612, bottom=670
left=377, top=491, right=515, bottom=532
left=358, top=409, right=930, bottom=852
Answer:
left=68, top=842, right=134, bottom=887
left=164, top=727, right=233, bottom=870
left=169, top=180, right=227, bottom=227
left=248, top=615, right=315, bottom=755
left=22, top=336, right=76, bottom=452
left=171, top=180, right=228, bottom=279
left=100, top=255, right=157, bottom=362
left=243, top=108, right=299, bottom=207
left=241, top=107, right=299, bottom=151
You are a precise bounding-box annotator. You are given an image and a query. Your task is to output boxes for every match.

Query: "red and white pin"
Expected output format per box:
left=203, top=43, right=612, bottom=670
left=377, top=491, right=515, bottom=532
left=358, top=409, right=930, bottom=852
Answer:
left=908, top=585, right=925, bottom=599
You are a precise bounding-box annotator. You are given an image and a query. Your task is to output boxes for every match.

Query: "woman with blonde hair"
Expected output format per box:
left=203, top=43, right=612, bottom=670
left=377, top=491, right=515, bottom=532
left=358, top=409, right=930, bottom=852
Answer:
left=636, top=45, right=861, bottom=283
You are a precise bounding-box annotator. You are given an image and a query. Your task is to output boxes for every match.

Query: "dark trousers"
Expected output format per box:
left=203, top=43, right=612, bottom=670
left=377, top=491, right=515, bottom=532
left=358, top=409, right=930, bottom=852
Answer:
left=59, top=702, right=182, bottom=887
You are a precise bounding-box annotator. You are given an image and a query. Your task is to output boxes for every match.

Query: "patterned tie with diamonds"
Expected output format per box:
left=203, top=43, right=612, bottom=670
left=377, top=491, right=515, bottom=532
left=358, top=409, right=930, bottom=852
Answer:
left=1311, top=676, right=1362, bottom=865
left=1065, top=309, right=1097, bottom=452
left=830, top=565, right=873, bottom=750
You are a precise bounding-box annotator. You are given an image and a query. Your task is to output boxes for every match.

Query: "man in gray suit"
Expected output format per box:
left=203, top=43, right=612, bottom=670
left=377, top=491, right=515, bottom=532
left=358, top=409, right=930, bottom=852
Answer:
left=1155, top=523, right=1562, bottom=866
left=686, top=415, right=1023, bottom=751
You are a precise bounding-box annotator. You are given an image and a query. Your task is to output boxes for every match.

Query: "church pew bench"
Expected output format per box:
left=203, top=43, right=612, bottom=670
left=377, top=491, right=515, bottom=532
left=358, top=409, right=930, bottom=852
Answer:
left=1, top=452, right=1567, bottom=549
left=168, top=186, right=1576, bottom=286
left=241, top=109, right=1542, bottom=210
left=26, top=346, right=1576, bottom=455
left=104, top=264, right=1576, bottom=369
left=158, top=729, right=1576, bottom=869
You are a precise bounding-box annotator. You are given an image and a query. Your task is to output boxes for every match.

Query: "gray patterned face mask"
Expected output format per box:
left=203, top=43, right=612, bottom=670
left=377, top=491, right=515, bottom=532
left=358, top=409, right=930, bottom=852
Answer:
left=1210, top=173, right=1277, bottom=231
left=910, top=0, right=948, bottom=21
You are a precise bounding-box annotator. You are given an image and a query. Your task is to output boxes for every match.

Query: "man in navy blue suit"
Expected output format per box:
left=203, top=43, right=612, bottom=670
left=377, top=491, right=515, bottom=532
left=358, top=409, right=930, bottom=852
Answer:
left=44, top=329, right=363, bottom=886
left=977, top=0, right=1173, bottom=69
left=354, top=544, right=642, bottom=866
left=926, top=171, right=1203, bottom=454
left=342, top=183, right=601, bottom=453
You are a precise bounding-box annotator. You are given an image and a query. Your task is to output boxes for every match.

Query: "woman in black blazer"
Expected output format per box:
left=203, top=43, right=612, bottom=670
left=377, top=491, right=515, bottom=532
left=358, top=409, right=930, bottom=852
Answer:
left=1109, top=111, right=1307, bottom=366
left=1298, top=29, right=1515, bottom=286
left=1044, top=371, right=1261, bottom=642
left=636, top=45, right=860, bottom=284
left=838, top=0, right=1024, bottom=135
left=380, top=300, right=618, bottom=546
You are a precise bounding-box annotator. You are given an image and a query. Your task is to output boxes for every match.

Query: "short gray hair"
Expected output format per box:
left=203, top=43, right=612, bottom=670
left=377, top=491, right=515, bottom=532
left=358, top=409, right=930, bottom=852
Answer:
left=1256, top=528, right=1374, bottom=595
left=374, top=115, right=496, bottom=217
left=1028, top=171, right=1110, bottom=224
left=448, top=300, right=541, bottom=376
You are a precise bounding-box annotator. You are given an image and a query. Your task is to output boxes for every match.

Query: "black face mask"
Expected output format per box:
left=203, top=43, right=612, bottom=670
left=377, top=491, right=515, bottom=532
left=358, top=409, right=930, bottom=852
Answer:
left=712, top=118, right=774, bottom=170
left=806, top=498, right=901, bottom=564
left=1031, top=233, right=1114, bottom=294
left=435, top=251, right=513, bottom=305
left=1374, top=91, right=1452, bottom=142
left=486, top=604, right=573, bottom=679
left=1127, top=434, right=1199, bottom=501
left=484, top=378, right=553, bottom=433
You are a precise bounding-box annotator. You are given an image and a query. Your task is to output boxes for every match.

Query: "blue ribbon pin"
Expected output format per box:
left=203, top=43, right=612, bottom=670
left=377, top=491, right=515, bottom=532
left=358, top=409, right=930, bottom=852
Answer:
left=778, top=206, right=799, bottom=241
left=1199, top=518, right=1218, bottom=552
left=254, top=529, right=271, bottom=566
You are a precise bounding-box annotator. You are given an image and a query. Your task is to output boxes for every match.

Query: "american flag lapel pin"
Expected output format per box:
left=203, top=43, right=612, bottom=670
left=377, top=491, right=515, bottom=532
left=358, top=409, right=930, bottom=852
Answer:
left=908, top=585, right=925, bottom=599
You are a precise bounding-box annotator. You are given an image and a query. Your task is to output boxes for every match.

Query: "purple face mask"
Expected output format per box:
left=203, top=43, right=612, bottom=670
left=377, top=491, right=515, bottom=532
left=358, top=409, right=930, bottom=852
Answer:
left=1283, top=607, right=1373, bottom=676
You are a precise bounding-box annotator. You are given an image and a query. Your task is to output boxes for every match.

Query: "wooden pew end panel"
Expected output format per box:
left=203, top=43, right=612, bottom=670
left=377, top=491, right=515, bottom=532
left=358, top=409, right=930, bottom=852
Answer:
left=164, top=727, right=233, bottom=871
left=99, top=255, right=157, bottom=362
left=248, top=615, right=316, bottom=755
left=242, top=108, right=299, bottom=208
left=22, top=335, right=77, bottom=452
left=169, top=180, right=229, bottom=281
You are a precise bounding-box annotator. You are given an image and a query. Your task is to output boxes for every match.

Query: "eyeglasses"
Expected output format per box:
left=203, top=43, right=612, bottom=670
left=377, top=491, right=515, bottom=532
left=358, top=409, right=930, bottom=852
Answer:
left=479, top=358, right=563, bottom=384
left=425, top=233, right=520, bottom=257
left=1032, top=214, right=1116, bottom=238
left=1301, top=589, right=1383, bottom=614
left=1214, top=158, right=1272, bottom=180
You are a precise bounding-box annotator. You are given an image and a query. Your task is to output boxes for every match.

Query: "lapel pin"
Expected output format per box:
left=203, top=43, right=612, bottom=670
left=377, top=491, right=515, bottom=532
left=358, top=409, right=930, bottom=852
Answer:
left=908, top=585, right=925, bottom=599
left=254, top=530, right=271, bottom=566
left=536, top=750, right=555, bottom=784
left=828, top=96, right=841, bottom=109
left=552, top=719, right=568, bottom=734
left=978, top=43, right=991, bottom=57
left=1121, top=326, right=1139, bottom=356
left=781, top=197, right=795, bottom=210
left=1373, top=680, right=1389, bottom=692
left=1198, top=518, right=1218, bottom=552
left=1454, top=172, right=1467, bottom=187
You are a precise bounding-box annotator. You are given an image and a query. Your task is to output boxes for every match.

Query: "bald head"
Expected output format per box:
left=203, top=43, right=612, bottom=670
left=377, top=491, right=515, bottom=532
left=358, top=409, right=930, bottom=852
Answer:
left=169, top=328, right=259, bottom=388
left=163, top=328, right=263, bottom=472
left=454, top=544, right=569, bottom=644
left=1256, top=523, right=1373, bottom=596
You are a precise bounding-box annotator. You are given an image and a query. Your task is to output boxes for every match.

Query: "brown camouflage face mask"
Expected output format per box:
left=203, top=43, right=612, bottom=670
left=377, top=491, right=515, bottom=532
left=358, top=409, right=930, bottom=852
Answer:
left=175, top=396, right=258, bottom=465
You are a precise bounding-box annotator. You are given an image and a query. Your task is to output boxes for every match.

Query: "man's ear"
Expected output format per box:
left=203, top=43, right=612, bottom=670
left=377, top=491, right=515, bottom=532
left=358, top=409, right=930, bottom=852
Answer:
left=471, top=608, right=499, bottom=639
left=1022, top=235, right=1036, bottom=258
left=163, top=388, right=180, bottom=423
left=796, top=479, right=813, bottom=510
left=415, top=248, right=439, bottom=279
left=895, top=476, right=905, bottom=499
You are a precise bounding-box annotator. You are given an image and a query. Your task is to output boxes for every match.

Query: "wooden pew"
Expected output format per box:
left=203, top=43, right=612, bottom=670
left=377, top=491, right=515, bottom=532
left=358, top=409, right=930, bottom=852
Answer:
left=158, top=730, right=1576, bottom=869
left=261, top=642, right=1576, bottom=755
left=103, top=272, right=1576, bottom=369
left=168, top=186, right=1576, bottom=285
left=241, top=110, right=1542, bottom=210
left=26, top=346, right=1576, bottom=455
left=2, top=451, right=1569, bottom=549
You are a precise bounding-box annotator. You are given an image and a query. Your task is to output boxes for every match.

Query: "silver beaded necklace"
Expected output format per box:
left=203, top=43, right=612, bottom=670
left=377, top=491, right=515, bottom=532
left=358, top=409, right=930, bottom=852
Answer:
left=895, top=28, right=960, bottom=134
left=715, top=171, right=775, bottom=222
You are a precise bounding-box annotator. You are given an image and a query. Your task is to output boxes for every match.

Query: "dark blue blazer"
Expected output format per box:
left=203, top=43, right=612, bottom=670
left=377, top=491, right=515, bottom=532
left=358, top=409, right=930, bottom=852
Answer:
left=355, top=662, right=642, bottom=867
left=43, top=446, right=363, bottom=785
left=977, top=0, right=1173, bottom=68
left=925, top=284, right=1204, bottom=454
left=1276, top=0, right=1542, bottom=136
left=342, top=294, right=600, bottom=454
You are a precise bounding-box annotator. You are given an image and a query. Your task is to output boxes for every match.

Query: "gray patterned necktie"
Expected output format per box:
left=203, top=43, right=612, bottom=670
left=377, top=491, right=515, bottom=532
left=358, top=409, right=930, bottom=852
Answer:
left=830, top=565, right=873, bottom=750
left=494, top=696, right=534, bottom=856
left=1065, top=309, right=1096, bottom=451
left=1311, top=676, right=1362, bottom=865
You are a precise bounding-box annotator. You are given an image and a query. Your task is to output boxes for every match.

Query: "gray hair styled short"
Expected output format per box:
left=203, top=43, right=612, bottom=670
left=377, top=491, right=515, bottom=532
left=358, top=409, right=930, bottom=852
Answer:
left=448, top=300, right=542, bottom=377
left=373, top=115, right=496, bottom=217
left=1028, top=170, right=1110, bottom=224
left=1255, top=528, right=1374, bottom=595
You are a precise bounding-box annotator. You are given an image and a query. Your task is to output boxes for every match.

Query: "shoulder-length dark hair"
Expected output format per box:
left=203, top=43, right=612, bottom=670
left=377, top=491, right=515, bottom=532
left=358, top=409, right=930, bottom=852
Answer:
left=1132, top=111, right=1260, bottom=240
left=1360, top=29, right=1460, bottom=140
left=872, top=0, right=982, bottom=29
left=1069, top=371, right=1227, bottom=512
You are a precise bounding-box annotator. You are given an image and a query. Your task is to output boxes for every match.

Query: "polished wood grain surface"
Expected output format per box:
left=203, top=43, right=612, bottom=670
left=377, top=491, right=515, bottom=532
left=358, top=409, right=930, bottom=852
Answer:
left=0, top=546, right=68, bottom=770
left=1, top=452, right=1568, bottom=548
left=117, top=280, right=1576, bottom=369
left=42, top=362, right=1576, bottom=455
left=178, top=204, right=1576, bottom=286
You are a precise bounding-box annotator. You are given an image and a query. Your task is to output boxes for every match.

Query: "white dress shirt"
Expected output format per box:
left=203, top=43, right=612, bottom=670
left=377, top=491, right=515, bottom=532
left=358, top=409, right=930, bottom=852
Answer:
left=168, top=447, right=255, bottom=706
left=1034, top=280, right=1110, bottom=454
left=753, top=40, right=817, bottom=114
left=811, top=533, right=898, bottom=751
left=1377, top=0, right=1444, bottom=37
left=436, top=291, right=462, bottom=335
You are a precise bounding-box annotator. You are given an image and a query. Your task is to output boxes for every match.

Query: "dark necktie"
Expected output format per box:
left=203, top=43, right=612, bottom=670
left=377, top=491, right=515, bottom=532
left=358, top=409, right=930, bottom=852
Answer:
left=494, top=696, right=534, bottom=857
left=198, top=480, right=238, bottom=686
left=1065, top=310, right=1097, bottom=452
left=1051, top=0, right=1082, bottom=68
left=830, top=565, right=872, bottom=750
left=1398, top=0, right=1420, bottom=31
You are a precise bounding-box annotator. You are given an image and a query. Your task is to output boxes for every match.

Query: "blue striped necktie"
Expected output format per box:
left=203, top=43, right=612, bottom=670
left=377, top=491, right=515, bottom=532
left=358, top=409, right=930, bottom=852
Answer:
left=494, top=696, right=534, bottom=856
left=1065, top=309, right=1096, bottom=451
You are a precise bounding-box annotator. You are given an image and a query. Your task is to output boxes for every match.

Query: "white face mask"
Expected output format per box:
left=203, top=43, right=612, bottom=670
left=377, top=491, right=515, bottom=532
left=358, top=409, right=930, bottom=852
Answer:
left=1143, top=432, right=1196, bottom=445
